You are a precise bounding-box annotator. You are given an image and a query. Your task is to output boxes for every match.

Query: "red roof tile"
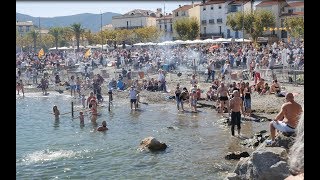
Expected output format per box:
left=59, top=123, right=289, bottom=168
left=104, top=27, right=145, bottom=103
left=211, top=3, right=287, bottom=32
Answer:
left=287, top=2, right=304, bottom=7
left=256, top=0, right=286, bottom=7
left=173, top=4, right=200, bottom=12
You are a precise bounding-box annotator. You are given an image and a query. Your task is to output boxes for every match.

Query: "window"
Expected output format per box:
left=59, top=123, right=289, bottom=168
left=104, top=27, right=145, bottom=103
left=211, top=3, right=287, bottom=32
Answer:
left=209, top=19, right=215, bottom=24
left=301, top=7, right=304, bottom=12
left=18, top=26, right=23, bottom=32
left=217, top=18, right=223, bottom=23
left=201, top=20, right=207, bottom=24
left=219, top=5, right=222, bottom=9
left=219, top=26, right=222, bottom=34
left=176, top=12, right=179, bottom=16
left=170, top=24, right=172, bottom=32
left=160, top=25, right=161, bottom=30
left=165, top=24, right=167, bottom=32
left=26, top=26, right=30, bottom=32
left=211, top=5, right=213, bottom=10
left=204, top=27, right=206, bottom=34
left=235, top=30, right=239, bottom=38
left=203, top=7, right=206, bottom=11
left=182, top=11, right=186, bottom=16
left=288, top=9, right=293, bottom=14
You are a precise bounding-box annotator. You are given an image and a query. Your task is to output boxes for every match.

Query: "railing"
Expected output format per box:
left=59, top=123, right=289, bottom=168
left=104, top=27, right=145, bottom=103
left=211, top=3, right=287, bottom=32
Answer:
left=259, top=67, right=304, bottom=85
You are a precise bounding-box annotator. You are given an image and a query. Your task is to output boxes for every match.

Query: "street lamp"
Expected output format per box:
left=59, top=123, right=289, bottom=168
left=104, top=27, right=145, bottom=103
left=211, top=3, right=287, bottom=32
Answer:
left=101, top=11, right=103, bottom=51
left=242, top=0, right=244, bottom=45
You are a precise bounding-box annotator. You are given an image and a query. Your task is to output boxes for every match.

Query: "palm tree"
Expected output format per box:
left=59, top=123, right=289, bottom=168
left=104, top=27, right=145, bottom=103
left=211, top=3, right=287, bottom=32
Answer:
left=28, top=30, right=39, bottom=52
left=70, top=23, right=84, bottom=52
left=49, top=27, right=62, bottom=50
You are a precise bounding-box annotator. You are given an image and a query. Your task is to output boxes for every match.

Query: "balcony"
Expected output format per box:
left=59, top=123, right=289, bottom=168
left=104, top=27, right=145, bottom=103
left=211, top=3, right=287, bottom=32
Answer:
left=115, top=26, right=143, bottom=30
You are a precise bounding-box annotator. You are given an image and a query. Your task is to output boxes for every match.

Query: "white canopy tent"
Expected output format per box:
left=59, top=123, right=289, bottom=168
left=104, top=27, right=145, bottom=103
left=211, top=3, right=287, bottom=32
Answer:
left=158, top=41, right=176, bottom=46
left=235, top=38, right=252, bottom=42
left=173, top=40, right=185, bottom=45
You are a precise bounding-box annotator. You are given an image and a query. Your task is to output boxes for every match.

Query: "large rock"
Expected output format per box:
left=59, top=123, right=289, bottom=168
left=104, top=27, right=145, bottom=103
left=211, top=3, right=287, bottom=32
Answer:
left=233, top=147, right=290, bottom=180
left=140, top=137, right=167, bottom=151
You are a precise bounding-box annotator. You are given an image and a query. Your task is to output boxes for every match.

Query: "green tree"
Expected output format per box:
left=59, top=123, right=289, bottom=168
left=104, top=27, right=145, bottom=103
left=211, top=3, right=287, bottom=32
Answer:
left=284, top=17, right=304, bottom=40
left=61, top=27, right=73, bottom=47
left=173, top=17, right=200, bottom=40
left=70, top=23, right=84, bottom=52
left=49, top=27, right=63, bottom=50
left=28, top=30, right=39, bottom=52
left=227, top=10, right=275, bottom=43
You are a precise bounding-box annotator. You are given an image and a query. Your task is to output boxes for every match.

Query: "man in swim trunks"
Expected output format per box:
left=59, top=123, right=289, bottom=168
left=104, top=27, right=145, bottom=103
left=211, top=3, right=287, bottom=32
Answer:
left=216, top=82, right=229, bottom=113
left=229, top=90, right=244, bottom=136
left=266, top=93, right=302, bottom=144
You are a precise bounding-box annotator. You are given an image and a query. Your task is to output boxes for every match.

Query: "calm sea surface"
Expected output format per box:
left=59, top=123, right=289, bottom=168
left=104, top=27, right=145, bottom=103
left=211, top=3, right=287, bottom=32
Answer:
left=16, top=92, right=259, bottom=179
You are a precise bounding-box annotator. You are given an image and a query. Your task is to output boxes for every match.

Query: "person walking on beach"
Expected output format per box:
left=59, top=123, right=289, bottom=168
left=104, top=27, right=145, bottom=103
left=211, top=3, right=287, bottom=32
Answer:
left=229, top=90, right=244, bottom=136
left=266, top=93, right=302, bottom=145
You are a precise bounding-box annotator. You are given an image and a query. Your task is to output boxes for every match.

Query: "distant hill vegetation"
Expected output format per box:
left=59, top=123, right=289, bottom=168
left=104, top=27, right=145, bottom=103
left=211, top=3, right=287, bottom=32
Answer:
left=16, top=12, right=121, bottom=32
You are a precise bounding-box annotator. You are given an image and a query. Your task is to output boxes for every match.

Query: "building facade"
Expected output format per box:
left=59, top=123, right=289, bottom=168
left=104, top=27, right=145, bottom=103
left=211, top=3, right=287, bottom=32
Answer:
left=200, top=0, right=252, bottom=39
left=156, top=13, right=174, bottom=41
left=16, top=21, right=34, bottom=36
left=279, top=1, right=304, bottom=39
left=172, top=3, right=201, bottom=40
left=256, top=0, right=288, bottom=40
left=112, top=9, right=160, bottom=30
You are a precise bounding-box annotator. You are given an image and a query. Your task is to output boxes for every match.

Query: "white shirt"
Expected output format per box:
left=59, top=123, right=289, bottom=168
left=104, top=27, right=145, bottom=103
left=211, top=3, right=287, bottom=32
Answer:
left=129, top=89, right=137, bottom=99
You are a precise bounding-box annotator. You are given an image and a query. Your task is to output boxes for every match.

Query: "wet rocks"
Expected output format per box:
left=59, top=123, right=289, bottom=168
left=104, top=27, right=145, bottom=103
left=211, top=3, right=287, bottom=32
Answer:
left=225, top=151, right=250, bottom=160
left=240, top=130, right=269, bottom=148
left=140, top=137, right=167, bottom=151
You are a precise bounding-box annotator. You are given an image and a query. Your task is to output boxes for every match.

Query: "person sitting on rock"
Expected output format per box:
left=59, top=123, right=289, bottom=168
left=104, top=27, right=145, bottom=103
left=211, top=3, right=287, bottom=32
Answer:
left=266, top=93, right=302, bottom=145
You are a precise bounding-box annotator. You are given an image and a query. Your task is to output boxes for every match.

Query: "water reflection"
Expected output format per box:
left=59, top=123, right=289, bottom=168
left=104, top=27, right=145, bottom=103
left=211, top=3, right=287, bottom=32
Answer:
left=53, top=119, right=60, bottom=128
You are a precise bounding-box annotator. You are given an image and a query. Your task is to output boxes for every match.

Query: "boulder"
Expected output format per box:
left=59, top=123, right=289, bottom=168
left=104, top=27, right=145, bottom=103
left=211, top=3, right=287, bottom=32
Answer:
left=232, top=147, right=290, bottom=180
left=140, top=137, right=167, bottom=151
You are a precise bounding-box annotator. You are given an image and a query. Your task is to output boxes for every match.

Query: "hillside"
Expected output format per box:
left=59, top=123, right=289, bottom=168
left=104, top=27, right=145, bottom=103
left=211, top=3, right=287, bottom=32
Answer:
left=16, top=12, right=121, bottom=32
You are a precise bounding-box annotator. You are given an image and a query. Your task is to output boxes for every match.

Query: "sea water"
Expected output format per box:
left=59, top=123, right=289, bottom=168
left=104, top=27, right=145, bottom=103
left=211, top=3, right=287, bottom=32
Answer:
left=16, top=92, right=254, bottom=179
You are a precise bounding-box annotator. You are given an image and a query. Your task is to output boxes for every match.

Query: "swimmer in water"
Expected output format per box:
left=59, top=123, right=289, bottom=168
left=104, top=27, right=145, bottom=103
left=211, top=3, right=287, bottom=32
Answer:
left=97, top=121, right=108, bottom=131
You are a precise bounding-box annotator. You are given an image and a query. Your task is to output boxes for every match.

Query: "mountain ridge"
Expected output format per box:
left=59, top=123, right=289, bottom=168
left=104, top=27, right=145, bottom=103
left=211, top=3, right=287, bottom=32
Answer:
left=16, top=12, right=122, bottom=32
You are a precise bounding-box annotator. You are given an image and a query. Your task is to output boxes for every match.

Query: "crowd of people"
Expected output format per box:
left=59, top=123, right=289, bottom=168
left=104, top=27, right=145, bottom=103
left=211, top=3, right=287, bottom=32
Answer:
left=17, top=40, right=304, bottom=177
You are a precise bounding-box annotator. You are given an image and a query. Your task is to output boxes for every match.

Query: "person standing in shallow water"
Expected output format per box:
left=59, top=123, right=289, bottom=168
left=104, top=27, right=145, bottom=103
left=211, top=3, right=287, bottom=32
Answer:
left=229, top=90, right=244, bottom=136
left=52, top=105, right=60, bottom=119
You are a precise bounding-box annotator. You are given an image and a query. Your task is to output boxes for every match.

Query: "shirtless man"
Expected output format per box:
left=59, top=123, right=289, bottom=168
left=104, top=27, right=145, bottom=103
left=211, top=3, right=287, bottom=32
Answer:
left=267, top=93, right=302, bottom=144
left=216, top=82, right=229, bottom=113
left=229, top=90, right=244, bottom=136
left=97, top=121, right=108, bottom=131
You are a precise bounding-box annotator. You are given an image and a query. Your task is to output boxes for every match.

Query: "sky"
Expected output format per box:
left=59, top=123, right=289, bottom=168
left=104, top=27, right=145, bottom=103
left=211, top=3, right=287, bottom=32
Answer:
left=16, top=1, right=199, bottom=17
